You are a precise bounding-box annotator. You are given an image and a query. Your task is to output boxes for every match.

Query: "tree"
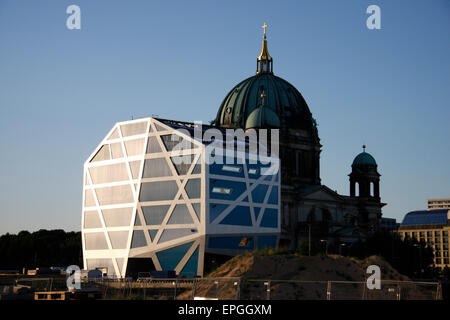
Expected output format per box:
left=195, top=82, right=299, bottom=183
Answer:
left=347, top=231, right=434, bottom=278
left=0, top=229, right=82, bottom=270
left=297, top=239, right=322, bottom=256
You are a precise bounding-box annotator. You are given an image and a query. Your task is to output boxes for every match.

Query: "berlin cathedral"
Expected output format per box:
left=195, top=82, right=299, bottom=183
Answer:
left=212, top=24, right=385, bottom=250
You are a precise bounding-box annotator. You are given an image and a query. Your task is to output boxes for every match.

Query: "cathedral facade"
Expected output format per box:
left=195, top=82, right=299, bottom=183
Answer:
left=213, top=26, right=385, bottom=250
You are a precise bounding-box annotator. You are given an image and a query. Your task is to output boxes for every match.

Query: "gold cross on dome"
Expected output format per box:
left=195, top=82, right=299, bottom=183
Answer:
left=262, top=22, right=268, bottom=38
left=260, top=91, right=266, bottom=105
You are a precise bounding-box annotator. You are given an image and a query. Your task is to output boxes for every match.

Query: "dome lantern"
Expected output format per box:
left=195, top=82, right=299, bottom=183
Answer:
left=256, top=22, right=273, bottom=74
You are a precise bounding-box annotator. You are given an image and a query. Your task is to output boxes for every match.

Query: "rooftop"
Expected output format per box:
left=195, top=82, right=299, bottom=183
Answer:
left=400, top=209, right=450, bottom=226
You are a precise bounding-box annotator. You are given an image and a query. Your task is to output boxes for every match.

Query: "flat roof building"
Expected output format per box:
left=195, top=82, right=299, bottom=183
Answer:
left=428, top=198, right=450, bottom=210
left=397, top=209, right=450, bottom=269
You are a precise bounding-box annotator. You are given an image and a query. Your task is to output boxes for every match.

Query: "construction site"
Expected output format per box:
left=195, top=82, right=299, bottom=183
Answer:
left=0, top=253, right=444, bottom=300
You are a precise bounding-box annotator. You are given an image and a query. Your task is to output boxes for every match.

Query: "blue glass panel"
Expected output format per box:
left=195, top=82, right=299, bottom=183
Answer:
left=148, top=229, right=158, bottom=242
left=252, top=184, right=269, bottom=203
left=208, top=236, right=254, bottom=250
left=170, top=155, right=195, bottom=175
left=158, top=229, right=196, bottom=244
left=254, top=207, right=262, bottom=220
left=168, top=204, right=194, bottom=224
left=134, top=214, right=141, bottom=226
left=260, top=208, right=278, bottom=228
left=142, top=205, right=170, bottom=225
left=242, top=196, right=248, bottom=202
left=160, top=134, right=193, bottom=151
left=180, top=247, right=199, bottom=277
left=192, top=157, right=201, bottom=174
left=209, top=203, right=228, bottom=223
left=192, top=203, right=201, bottom=220
left=156, top=241, right=194, bottom=271
left=220, top=206, right=252, bottom=226
left=131, top=230, right=147, bottom=248
left=268, top=186, right=278, bottom=205
left=146, top=136, right=162, bottom=153
left=185, top=179, right=201, bottom=199
left=140, top=181, right=178, bottom=201
left=192, top=163, right=201, bottom=174
left=209, top=179, right=246, bottom=201
left=258, top=236, right=277, bottom=249
left=143, top=158, right=172, bottom=178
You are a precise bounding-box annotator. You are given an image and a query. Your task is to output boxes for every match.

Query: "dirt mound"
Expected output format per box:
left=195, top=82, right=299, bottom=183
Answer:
left=206, top=253, right=409, bottom=282
left=177, top=253, right=433, bottom=300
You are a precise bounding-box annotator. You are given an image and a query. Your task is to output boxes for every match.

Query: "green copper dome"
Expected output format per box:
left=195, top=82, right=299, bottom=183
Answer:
left=213, top=30, right=316, bottom=132
left=214, top=73, right=315, bottom=131
left=352, top=151, right=377, bottom=167
left=245, top=105, right=281, bottom=129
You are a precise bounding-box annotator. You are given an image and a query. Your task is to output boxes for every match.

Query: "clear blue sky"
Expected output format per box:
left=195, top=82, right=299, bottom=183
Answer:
left=0, top=0, right=449, bottom=235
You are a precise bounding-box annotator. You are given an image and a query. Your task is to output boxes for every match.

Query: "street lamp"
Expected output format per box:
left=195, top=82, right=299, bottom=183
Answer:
left=339, top=243, right=346, bottom=256
left=308, top=223, right=312, bottom=256
left=233, top=281, right=240, bottom=300
left=413, top=243, right=423, bottom=277
left=320, top=239, right=328, bottom=255
left=214, top=280, right=219, bottom=299
left=264, top=281, right=271, bottom=300
left=172, top=281, right=177, bottom=300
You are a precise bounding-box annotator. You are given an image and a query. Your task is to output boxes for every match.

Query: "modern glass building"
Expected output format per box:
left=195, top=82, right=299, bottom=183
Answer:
left=82, top=117, right=280, bottom=278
